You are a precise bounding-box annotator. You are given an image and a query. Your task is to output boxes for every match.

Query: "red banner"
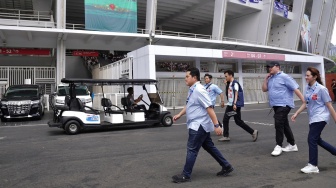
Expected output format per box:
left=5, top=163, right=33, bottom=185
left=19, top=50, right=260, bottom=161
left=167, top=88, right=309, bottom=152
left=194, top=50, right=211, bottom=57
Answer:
left=222, top=50, right=285, bottom=61
left=72, top=51, right=99, bottom=57
left=0, top=48, right=50, bottom=55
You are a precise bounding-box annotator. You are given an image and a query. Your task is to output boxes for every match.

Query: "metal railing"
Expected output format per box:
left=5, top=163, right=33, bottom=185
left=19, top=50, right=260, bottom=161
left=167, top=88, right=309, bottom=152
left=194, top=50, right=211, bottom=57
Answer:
left=0, top=8, right=52, bottom=21
left=137, top=28, right=213, bottom=40
left=65, top=23, right=85, bottom=30
left=223, top=37, right=263, bottom=45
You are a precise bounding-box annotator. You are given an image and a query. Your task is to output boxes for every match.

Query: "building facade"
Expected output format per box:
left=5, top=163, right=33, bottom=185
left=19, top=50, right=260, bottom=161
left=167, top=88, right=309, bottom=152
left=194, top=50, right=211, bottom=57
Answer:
left=0, top=0, right=335, bottom=108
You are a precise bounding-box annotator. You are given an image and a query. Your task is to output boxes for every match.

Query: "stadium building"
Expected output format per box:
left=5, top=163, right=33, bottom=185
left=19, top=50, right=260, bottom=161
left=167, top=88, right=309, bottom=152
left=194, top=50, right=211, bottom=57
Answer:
left=0, top=0, right=335, bottom=108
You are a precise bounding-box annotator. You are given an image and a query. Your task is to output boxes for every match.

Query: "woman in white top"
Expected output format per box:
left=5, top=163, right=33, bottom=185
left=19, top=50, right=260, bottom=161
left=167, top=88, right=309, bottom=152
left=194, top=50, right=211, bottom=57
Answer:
left=291, top=67, right=336, bottom=174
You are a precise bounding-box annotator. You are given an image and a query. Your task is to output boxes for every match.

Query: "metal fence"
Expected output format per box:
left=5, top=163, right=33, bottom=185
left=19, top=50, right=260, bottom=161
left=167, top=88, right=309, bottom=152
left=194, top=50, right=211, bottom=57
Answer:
left=0, top=66, right=56, bottom=95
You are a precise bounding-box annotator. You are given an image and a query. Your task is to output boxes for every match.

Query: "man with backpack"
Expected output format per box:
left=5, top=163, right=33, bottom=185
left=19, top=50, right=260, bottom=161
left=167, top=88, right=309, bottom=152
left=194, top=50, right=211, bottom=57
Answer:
left=218, top=70, right=258, bottom=142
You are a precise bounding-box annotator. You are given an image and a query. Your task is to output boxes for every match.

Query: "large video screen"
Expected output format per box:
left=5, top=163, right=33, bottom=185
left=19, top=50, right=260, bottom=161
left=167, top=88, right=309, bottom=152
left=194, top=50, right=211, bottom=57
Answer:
left=85, top=0, right=137, bottom=33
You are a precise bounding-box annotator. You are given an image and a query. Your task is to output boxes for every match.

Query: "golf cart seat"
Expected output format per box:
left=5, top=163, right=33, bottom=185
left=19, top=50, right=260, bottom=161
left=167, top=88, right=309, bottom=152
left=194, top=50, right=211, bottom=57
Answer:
left=121, top=97, right=144, bottom=114
left=69, top=98, right=99, bottom=114
left=101, top=98, right=123, bottom=123
left=53, top=95, right=70, bottom=112
left=121, top=97, right=145, bottom=122
left=101, top=98, right=123, bottom=115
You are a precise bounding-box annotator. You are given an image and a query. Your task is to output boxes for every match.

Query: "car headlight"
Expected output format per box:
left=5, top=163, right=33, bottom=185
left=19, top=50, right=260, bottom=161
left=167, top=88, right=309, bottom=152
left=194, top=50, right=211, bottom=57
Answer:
left=31, top=100, right=40, bottom=104
left=55, top=99, right=64, bottom=104
left=1, top=101, right=8, bottom=105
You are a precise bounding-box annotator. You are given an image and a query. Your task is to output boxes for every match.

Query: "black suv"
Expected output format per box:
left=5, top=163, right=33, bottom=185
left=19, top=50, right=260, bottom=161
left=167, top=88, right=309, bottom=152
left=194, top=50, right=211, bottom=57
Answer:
left=0, top=85, right=45, bottom=122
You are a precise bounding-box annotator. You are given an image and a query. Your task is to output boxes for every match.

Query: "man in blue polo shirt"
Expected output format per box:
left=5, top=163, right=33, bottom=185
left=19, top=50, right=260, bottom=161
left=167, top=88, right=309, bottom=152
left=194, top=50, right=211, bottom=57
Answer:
left=172, top=67, right=233, bottom=183
left=262, top=61, right=305, bottom=156
left=204, top=73, right=225, bottom=108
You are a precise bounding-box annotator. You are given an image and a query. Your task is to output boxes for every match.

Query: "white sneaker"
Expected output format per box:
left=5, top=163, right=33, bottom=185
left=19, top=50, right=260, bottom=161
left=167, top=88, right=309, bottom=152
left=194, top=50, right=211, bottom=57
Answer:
left=271, top=145, right=282, bottom=156
left=301, top=163, right=319, bottom=174
left=218, top=137, right=231, bottom=142
left=282, top=144, right=298, bottom=152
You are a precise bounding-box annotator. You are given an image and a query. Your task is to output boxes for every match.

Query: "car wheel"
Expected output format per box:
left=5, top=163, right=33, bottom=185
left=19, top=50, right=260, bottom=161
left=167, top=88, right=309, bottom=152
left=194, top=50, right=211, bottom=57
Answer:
left=1, top=117, right=7, bottom=122
left=162, top=114, right=173, bottom=127
left=65, top=120, right=81, bottom=135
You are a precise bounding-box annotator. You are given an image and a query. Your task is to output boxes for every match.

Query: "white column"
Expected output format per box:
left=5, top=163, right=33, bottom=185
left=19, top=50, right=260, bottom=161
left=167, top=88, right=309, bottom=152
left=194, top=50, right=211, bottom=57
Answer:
left=56, top=0, right=66, bottom=85
left=287, top=0, right=306, bottom=50
left=257, top=0, right=274, bottom=45
left=237, top=60, right=243, bottom=89
left=316, top=0, right=336, bottom=56
left=145, top=0, right=157, bottom=34
left=195, top=58, right=200, bottom=70
left=310, top=0, right=324, bottom=54
left=56, top=40, right=66, bottom=85
left=211, top=0, right=227, bottom=40
left=56, top=0, right=66, bottom=29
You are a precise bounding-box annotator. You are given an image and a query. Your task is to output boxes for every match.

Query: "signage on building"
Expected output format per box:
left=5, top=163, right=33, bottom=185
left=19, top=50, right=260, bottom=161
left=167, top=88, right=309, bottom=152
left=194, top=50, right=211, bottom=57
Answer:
left=72, top=51, right=99, bottom=57
left=0, top=48, right=50, bottom=55
left=222, top=50, right=285, bottom=61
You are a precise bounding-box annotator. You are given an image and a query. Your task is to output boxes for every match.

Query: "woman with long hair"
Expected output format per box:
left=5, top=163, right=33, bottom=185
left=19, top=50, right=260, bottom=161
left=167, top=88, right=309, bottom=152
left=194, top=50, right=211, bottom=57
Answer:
left=291, top=67, right=336, bottom=174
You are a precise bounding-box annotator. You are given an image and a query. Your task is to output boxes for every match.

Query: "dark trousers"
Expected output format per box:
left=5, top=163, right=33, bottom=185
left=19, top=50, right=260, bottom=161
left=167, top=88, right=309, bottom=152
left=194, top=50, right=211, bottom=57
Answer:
left=273, top=106, right=295, bottom=147
left=308, top=121, right=336, bottom=166
left=222, top=106, right=254, bottom=137
left=333, top=90, right=336, bottom=101
left=183, top=125, right=231, bottom=178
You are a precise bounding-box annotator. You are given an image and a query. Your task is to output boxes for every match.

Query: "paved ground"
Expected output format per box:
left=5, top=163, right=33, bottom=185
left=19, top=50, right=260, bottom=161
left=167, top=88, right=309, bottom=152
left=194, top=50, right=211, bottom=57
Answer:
left=1, top=102, right=336, bottom=188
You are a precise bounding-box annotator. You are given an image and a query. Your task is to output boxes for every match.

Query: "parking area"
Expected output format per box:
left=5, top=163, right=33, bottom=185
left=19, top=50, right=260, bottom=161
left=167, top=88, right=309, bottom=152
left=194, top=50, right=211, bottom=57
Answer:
left=1, top=102, right=336, bottom=187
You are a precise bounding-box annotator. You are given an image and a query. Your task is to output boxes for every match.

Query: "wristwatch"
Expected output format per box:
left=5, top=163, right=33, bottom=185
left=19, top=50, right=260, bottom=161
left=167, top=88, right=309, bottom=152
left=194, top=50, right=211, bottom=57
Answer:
left=214, top=124, right=220, bottom=128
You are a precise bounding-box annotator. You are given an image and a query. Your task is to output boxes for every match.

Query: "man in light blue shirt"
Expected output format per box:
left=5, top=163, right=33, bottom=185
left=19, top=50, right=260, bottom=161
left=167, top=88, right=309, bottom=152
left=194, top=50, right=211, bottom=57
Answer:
left=204, top=73, right=225, bottom=108
left=262, top=61, right=305, bottom=157
left=172, top=67, right=233, bottom=183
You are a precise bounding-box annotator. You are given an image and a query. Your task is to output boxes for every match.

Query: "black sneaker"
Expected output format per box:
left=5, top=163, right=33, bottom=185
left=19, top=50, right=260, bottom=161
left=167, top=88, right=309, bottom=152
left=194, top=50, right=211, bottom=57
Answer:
left=172, top=174, right=191, bottom=183
left=216, top=165, right=234, bottom=176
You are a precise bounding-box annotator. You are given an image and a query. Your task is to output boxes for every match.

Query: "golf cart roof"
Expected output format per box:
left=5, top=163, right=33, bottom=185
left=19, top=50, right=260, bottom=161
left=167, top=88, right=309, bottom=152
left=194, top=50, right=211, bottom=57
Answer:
left=61, top=78, right=158, bottom=85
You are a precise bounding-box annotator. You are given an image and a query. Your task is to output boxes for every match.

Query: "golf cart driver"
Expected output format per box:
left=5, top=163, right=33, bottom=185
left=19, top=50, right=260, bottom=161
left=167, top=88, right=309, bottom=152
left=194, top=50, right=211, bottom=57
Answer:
left=126, top=87, right=146, bottom=112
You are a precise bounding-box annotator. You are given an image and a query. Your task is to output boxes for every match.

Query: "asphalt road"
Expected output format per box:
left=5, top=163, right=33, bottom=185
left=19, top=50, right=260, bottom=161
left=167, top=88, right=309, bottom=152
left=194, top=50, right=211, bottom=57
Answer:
left=1, top=103, right=336, bottom=188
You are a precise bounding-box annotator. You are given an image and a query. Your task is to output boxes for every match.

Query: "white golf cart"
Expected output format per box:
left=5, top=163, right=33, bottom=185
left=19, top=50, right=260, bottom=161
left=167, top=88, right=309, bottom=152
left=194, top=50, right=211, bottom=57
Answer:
left=48, top=78, right=173, bottom=135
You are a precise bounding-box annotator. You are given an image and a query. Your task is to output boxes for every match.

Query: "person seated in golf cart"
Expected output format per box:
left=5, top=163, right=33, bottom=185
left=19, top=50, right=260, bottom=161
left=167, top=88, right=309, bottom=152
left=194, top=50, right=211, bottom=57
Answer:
left=126, top=87, right=147, bottom=112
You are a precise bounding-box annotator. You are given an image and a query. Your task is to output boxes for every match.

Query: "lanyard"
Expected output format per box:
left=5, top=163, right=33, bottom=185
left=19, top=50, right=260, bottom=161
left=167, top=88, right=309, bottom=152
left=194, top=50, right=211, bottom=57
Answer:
left=186, top=84, right=197, bottom=104
left=205, top=83, right=212, bottom=90
left=306, top=83, right=317, bottom=104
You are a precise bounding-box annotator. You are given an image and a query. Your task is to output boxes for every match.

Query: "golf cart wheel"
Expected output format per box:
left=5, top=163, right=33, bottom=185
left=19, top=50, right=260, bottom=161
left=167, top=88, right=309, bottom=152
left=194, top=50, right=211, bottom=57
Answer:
left=162, top=114, right=173, bottom=127
left=65, top=120, right=81, bottom=135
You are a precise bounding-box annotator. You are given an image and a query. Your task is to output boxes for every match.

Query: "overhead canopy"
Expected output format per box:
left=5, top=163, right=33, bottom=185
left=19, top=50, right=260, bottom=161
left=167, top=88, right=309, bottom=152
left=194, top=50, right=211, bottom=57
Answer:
left=61, top=78, right=157, bottom=85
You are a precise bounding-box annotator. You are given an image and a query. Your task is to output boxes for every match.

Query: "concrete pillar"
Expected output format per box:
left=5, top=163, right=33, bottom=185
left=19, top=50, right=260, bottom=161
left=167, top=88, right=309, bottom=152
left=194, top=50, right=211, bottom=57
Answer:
left=55, top=0, right=66, bottom=85
left=237, top=60, right=243, bottom=89
left=145, top=0, right=157, bottom=34
left=316, top=0, right=336, bottom=56
left=195, top=58, right=200, bottom=70
left=324, top=4, right=336, bottom=56
left=257, top=0, right=274, bottom=45
left=56, top=40, right=66, bottom=85
left=287, top=0, right=306, bottom=50
left=56, top=0, right=66, bottom=29
left=211, top=0, right=227, bottom=40
left=310, top=0, right=324, bottom=54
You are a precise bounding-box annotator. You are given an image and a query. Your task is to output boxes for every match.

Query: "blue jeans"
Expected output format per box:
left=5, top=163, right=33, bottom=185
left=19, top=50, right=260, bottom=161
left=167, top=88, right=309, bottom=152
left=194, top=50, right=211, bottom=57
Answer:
left=308, top=121, right=336, bottom=166
left=183, top=125, right=231, bottom=178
